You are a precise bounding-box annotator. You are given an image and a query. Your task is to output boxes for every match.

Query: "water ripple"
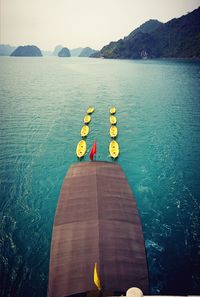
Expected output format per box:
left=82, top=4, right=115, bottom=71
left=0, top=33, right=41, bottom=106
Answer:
left=0, top=57, right=200, bottom=296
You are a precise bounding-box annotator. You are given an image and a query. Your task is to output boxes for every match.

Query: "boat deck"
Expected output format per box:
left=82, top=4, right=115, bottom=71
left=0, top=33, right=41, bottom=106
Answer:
left=48, top=161, right=149, bottom=297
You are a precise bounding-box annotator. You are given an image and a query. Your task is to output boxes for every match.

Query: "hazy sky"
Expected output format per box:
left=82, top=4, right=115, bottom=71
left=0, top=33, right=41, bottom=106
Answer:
left=1, top=0, right=200, bottom=50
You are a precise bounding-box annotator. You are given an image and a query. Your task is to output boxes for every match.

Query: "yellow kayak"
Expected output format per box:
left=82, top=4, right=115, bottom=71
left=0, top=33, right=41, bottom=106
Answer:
left=81, top=125, right=90, bottom=137
left=110, top=115, right=117, bottom=125
left=109, top=125, right=118, bottom=138
left=84, top=115, right=91, bottom=124
left=87, top=107, right=94, bottom=114
left=76, top=140, right=87, bottom=158
left=109, top=140, right=119, bottom=159
left=110, top=107, right=116, bottom=114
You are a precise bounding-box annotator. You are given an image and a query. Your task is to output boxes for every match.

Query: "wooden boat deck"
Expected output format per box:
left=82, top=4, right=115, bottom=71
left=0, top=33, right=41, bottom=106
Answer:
left=48, top=161, right=149, bottom=297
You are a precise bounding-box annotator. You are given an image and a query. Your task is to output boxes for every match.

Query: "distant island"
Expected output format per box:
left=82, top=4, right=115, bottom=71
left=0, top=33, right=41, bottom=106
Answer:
left=11, top=45, right=42, bottom=57
left=58, top=47, right=71, bottom=57
left=0, top=44, right=98, bottom=58
left=52, top=45, right=63, bottom=56
left=70, top=47, right=84, bottom=56
left=91, top=6, right=200, bottom=59
left=79, top=47, right=97, bottom=57
left=0, top=44, right=16, bottom=56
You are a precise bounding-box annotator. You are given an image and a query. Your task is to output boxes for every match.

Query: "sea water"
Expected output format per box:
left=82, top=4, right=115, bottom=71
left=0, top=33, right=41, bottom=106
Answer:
left=0, top=57, right=200, bottom=296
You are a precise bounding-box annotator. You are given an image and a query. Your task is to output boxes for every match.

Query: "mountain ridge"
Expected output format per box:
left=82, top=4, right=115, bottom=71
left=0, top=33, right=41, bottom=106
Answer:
left=58, top=47, right=71, bottom=57
left=91, top=7, right=200, bottom=59
left=10, top=45, right=42, bottom=57
left=79, top=47, right=97, bottom=57
left=70, top=48, right=83, bottom=56
left=0, top=44, right=16, bottom=56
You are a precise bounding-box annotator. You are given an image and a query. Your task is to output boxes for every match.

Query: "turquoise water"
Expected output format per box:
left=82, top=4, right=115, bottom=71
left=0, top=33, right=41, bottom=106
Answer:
left=0, top=57, right=200, bottom=296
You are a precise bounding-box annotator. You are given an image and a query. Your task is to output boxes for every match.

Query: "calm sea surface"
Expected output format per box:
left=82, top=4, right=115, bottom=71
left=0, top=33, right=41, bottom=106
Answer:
left=0, top=57, right=200, bottom=296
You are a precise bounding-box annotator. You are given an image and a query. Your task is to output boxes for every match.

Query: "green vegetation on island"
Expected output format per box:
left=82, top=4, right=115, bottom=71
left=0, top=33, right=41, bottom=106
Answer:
left=91, top=7, right=200, bottom=59
left=10, top=45, right=42, bottom=57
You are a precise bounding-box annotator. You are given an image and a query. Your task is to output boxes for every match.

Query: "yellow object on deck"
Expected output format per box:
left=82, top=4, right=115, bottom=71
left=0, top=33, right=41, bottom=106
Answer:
left=110, top=107, right=116, bottom=114
left=87, top=107, right=94, bottom=114
left=109, top=140, right=119, bottom=159
left=81, top=125, right=90, bottom=137
left=109, top=125, right=118, bottom=138
left=94, top=262, right=101, bottom=291
left=84, top=115, right=91, bottom=124
left=110, top=115, right=117, bottom=125
left=76, top=140, right=87, bottom=158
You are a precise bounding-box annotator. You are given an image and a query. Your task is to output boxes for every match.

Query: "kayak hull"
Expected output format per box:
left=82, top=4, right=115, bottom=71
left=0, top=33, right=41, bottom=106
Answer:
left=87, top=107, right=94, bottom=114
left=109, top=140, right=119, bottom=159
left=84, top=115, right=91, bottom=124
left=76, top=140, right=87, bottom=158
left=110, top=115, right=117, bottom=125
left=81, top=125, right=90, bottom=137
left=110, top=125, right=118, bottom=138
left=110, top=107, right=116, bottom=114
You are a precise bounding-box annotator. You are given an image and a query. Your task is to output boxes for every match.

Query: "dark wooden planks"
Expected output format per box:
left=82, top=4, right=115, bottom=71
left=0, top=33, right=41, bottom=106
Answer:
left=48, top=161, right=149, bottom=297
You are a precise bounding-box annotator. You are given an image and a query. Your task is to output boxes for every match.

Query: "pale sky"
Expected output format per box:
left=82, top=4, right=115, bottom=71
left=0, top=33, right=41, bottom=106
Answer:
left=0, top=0, right=200, bottom=51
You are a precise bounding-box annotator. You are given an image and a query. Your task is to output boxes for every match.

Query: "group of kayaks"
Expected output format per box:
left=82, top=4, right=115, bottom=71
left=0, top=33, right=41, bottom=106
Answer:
left=109, top=107, right=120, bottom=159
left=76, top=106, right=120, bottom=159
left=76, top=107, right=94, bottom=158
left=80, top=107, right=93, bottom=137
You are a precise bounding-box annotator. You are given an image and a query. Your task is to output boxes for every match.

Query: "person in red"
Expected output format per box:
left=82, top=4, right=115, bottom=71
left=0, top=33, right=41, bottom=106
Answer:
left=90, top=140, right=97, bottom=161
